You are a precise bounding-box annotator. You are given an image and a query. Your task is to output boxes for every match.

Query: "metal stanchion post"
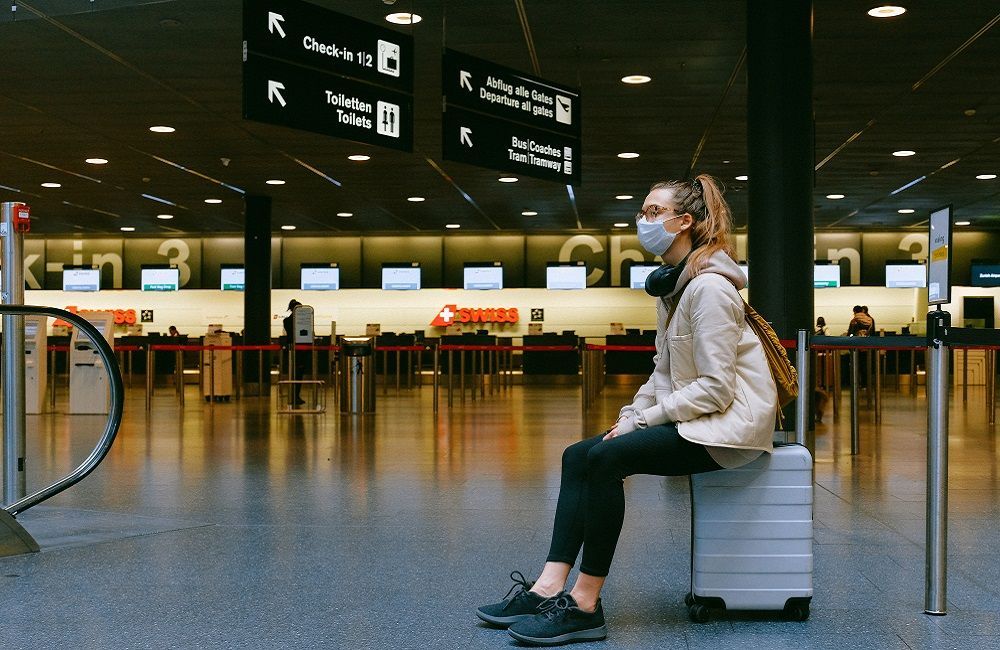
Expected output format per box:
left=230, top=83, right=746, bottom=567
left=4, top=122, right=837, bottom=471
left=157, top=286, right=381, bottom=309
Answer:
left=447, top=349, right=454, bottom=407
left=850, top=348, right=860, bottom=455
left=460, top=350, right=466, bottom=403
left=209, top=348, right=216, bottom=405
left=49, top=347, right=57, bottom=411
left=925, top=309, right=950, bottom=616
left=176, top=349, right=184, bottom=405
left=395, top=349, right=401, bottom=392
left=795, top=330, right=809, bottom=448
left=581, top=347, right=590, bottom=409
left=911, top=349, right=918, bottom=397
left=832, top=350, right=840, bottom=419
left=479, top=350, right=485, bottom=399
left=145, top=346, right=153, bottom=411
left=875, top=349, right=883, bottom=425
left=433, top=344, right=440, bottom=413
left=962, top=348, right=968, bottom=405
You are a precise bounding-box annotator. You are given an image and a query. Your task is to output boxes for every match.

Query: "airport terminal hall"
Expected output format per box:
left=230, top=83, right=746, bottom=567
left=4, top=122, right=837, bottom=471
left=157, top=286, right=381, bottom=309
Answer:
left=3, top=0, right=1000, bottom=648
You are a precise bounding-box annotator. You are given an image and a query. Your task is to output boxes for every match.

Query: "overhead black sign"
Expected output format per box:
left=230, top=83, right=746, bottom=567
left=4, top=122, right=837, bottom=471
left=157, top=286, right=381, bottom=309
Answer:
left=242, top=0, right=414, bottom=152
left=244, top=54, right=412, bottom=151
left=443, top=106, right=581, bottom=185
left=443, top=49, right=580, bottom=138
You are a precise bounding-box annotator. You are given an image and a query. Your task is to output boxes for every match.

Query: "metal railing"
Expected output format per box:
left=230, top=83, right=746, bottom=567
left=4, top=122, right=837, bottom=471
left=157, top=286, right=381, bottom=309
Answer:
left=1, top=305, right=124, bottom=516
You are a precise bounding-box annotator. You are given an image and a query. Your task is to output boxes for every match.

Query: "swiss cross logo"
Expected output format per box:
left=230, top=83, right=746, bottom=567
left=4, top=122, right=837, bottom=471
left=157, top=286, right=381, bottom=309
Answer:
left=430, top=304, right=458, bottom=327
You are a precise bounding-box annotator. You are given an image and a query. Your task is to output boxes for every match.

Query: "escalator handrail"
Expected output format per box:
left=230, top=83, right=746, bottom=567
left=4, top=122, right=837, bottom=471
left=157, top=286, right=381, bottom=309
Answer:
left=1, top=305, right=124, bottom=516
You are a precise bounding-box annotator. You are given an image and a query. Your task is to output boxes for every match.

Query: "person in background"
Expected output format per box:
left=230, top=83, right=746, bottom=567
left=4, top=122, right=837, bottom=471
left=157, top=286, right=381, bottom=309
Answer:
left=476, top=175, right=777, bottom=646
left=848, top=306, right=873, bottom=337
left=861, top=306, right=876, bottom=334
left=815, top=317, right=827, bottom=336
left=283, top=300, right=306, bottom=405
left=168, top=325, right=180, bottom=337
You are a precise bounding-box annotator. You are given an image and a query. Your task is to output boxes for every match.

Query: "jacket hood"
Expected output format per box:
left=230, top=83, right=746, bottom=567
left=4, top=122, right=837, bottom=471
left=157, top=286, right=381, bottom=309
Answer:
left=666, top=250, right=745, bottom=298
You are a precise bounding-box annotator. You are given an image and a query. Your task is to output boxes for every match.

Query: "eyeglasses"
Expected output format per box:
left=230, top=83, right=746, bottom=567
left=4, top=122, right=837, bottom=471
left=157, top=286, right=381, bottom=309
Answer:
left=635, top=204, right=682, bottom=224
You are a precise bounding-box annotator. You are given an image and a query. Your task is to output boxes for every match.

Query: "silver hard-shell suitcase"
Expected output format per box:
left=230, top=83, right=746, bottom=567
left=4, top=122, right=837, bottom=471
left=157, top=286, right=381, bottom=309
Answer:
left=686, top=443, right=813, bottom=622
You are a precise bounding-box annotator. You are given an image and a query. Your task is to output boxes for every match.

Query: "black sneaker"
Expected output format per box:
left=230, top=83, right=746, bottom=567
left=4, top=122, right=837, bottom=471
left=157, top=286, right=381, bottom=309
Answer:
left=507, top=592, right=607, bottom=646
left=476, top=571, right=553, bottom=627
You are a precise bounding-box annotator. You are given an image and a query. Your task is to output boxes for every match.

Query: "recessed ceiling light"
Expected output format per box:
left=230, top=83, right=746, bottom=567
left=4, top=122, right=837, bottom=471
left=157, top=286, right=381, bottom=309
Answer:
left=265, top=179, right=286, bottom=185
left=897, top=208, right=915, bottom=214
left=975, top=173, right=997, bottom=180
left=204, top=199, right=222, bottom=204
left=892, top=150, right=916, bottom=157
left=826, top=194, right=845, bottom=199
left=621, top=75, right=651, bottom=84
left=617, top=152, right=640, bottom=159
left=955, top=220, right=971, bottom=226
left=120, top=226, right=135, bottom=232
left=40, top=182, right=62, bottom=188
left=281, top=225, right=296, bottom=231
left=445, top=223, right=461, bottom=229
left=336, top=212, right=353, bottom=218
left=149, top=125, right=175, bottom=133
left=498, top=176, right=519, bottom=183
left=85, top=158, right=108, bottom=165
left=867, top=6, right=906, bottom=18
left=386, top=12, right=421, bottom=24
left=722, top=160, right=731, bottom=164
left=348, top=154, right=371, bottom=161
left=613, top=222, right=629, bottom=228
left=521, top=211, right=537, bottom=216
left=615, top=194, right=633, bottom=200
left=156, top=214, right=174, bottom=220
left=407, top=196, right=425, bottom=202
left=735, top=175, right=749, bottom=181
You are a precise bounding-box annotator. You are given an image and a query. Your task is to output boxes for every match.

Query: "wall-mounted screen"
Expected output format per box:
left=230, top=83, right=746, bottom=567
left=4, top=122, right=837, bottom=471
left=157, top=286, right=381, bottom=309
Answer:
left=382, top=263, right=421, bottom=291
left=141, top=266, right=179, bottom=291
left=463, top=262, right=503, bottom=290
left=628, top=264, right=660, bottom=289
left=546, top=263, right=587, bottom=290
left=300, top=264, right=340, bottom=291
left=970, top=259, right=1000, bottom=287
left=220, top=265, right=245, bottom=291
left=813, top=264, right=841, bottom=289
left=62, top=267, right=100, bottom=292
left=885, top=261, right=926, bottom=288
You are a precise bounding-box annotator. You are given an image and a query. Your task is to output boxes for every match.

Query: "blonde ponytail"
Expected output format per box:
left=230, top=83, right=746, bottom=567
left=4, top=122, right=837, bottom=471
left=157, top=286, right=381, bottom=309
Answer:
left=649, top=174, right=736, bottom=273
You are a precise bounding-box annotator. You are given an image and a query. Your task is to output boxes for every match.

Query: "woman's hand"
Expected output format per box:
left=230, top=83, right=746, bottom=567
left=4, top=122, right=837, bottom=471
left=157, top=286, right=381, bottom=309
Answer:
left=603, top=416, right=637, bottom=440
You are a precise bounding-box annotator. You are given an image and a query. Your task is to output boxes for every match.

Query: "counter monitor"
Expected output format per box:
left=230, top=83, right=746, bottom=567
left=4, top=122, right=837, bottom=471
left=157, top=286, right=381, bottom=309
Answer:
left=970, top=259, right=1000, bottom=287
left=300, top=264, right=341, bottom=291
left=463, top=262, right=503, bottom=290
left=885, top=261, right=926, bottom=288
left=813, top=264, right=841, bottom=289
left=141, top=266, right=180, bottom=291
left=546, top=262, right=587, bottom=290
left=62, top=267, right=100, bottom=292
left=220, top=265, right=245, bottom=291
left=382, top=263, right=421, bottom=291
left=628, top=264, right=660, bottom=289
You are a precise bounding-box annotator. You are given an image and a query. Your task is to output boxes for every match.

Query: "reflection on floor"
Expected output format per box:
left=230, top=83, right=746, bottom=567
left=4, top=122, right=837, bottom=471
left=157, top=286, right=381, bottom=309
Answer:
left=2, top=381, right=999, bottom=649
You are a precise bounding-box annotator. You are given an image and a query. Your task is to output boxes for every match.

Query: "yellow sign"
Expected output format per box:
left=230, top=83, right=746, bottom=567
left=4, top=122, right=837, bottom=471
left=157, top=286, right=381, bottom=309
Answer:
left=931, top=245, right=948, bottom=263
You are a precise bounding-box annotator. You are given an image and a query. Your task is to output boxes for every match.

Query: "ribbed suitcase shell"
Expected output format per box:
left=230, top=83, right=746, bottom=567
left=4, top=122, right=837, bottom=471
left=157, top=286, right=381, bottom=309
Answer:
left=690, top=444, right=813, bottom=611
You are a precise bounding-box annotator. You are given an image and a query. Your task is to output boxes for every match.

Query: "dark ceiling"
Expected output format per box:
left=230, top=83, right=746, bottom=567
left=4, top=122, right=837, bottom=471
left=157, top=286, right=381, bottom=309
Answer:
left=0, top=0, right=998, bottom=235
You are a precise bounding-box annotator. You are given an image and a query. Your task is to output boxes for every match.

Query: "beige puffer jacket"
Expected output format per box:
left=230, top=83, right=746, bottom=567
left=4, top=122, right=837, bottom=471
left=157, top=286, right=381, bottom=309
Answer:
left=619, top=251, right=776, bottom=466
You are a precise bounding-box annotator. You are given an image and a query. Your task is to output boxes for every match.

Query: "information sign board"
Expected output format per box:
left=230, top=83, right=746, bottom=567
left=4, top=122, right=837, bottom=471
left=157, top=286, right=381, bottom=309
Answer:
left=927, top=205, right=952, bottom=305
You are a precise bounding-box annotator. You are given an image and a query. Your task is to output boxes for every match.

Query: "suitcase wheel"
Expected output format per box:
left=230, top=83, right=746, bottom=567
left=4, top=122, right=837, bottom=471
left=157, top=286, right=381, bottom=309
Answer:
left=684, top=592, right=694, bottom=607
left=782, top=603, right=810, bottom=622
left=688, top=603, right=711, bottom=624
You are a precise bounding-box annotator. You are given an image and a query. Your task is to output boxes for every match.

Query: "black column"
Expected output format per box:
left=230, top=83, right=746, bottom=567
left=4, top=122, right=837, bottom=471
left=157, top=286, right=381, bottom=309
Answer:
left=746, top=0, right=814, bottom=340
left=244, top=195, right=272, bottom=394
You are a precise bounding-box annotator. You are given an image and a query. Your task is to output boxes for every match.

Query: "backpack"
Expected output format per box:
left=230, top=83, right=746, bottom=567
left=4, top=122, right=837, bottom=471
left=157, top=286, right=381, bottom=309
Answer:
left=742, top=300, right=798, bottom=427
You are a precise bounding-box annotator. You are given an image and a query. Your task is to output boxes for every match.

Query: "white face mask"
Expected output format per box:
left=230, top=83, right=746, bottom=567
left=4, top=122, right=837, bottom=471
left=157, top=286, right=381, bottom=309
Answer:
left=636, top=217, right=677, bottom=257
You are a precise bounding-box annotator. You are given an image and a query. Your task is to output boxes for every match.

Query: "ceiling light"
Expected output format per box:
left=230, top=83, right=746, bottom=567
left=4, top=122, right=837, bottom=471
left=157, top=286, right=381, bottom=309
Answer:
left=826, top=194, right=845, bottom=199
left=407, top=196, right=425, bottom=202
left=613, top=222, right=629, bottom=228
left=735, top=175, right=748, bottom=181
left=867, top=6, right=906, bottom=18
left=149, top=126, right=175, bottom=133
left=336, top=212, right=353, bottom=217
left=521, top=211, right=537, bottom=216
left=204, top=199, right=222, bottom=204
left=386, top=12, right=421, bottom=24
left=975, top=174, right=997, bottom=180
left=281, top=225, right=296, bottom=231
left=621, top=75, right=651, bottom=84
left=615, top=194, right=633, bottom=200
left=897, top=209, right=915, bottom=214
left=722, top=160, right=731, bottom=164
left=120, top=226, right=135, bottom=232
left=498, top=176, right=519, bottom=183
left=85, top=158, right=108, bottom=165
left=156, top=214, right=174, bottom=220
left=955, top=220, right=971, bottom=226
left=40, top=182, right=62, bottom=188
left=445, top=223, right=461, bottom=229
left=617, top=152, right=640, bottom=159
left=892, top=150, right=916, bottom=157
left=265, top=179, right=286, bottom=185
left=348, top=154, right=371, bottom=161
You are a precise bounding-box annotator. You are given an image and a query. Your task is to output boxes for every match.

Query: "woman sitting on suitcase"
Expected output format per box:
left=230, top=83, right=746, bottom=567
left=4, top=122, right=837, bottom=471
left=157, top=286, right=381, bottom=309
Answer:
left=477, top=175, right=777, bottom=646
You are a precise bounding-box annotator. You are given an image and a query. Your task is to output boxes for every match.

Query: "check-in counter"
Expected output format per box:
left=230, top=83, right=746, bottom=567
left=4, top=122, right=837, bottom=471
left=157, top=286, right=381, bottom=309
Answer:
left=605, top=331, right=656, bottom=376
left=522, top=332, right=579, bottom=377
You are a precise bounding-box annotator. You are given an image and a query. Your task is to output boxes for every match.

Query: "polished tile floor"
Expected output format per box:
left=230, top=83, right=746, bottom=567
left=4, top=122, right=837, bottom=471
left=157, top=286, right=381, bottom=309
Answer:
left=2, top=378, right=999, bottom=649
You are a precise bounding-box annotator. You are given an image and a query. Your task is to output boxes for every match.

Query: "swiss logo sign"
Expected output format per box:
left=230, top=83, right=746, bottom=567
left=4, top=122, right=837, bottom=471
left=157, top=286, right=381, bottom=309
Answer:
left=430, top=304, right=519, bottom=327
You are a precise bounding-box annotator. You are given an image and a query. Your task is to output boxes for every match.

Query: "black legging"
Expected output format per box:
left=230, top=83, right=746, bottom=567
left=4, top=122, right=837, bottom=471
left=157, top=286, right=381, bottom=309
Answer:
left=545, top=424, right=721, bottom=577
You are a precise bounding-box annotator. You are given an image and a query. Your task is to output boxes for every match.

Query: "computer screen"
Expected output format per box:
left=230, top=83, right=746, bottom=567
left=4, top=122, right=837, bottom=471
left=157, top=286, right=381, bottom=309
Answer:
left=62, top=268, right=100, bottom=292
left=813, top=264, right=841, bottom=289
left=220, top=266, right=245, bottom=291
left=463, top=263, right=503, bottom=290
left=628, top=264, right=660, bottom=289
left=885, top=263, right=926, bottom=288
left=970, top=260, right=1000, bottom=287
left=141, top=267, right=179, bottom=291
left=546, top=264, right=587, bottom=290
left=300, top=266, right=340, bottom=291
left=382, top=264, right=421, bottom=290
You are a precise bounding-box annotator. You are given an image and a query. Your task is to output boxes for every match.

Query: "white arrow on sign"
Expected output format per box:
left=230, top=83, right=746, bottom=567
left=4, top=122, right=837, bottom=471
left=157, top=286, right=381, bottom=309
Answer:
left=460, top=127, right=473, bottom=147
left=459, top=70, right=473, bottom=92
left=268, top=80, right=287, bottom=107
left=268, top=12, right=286, bottom=38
